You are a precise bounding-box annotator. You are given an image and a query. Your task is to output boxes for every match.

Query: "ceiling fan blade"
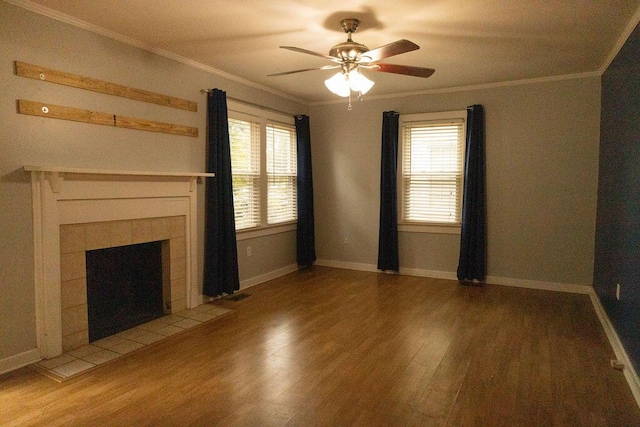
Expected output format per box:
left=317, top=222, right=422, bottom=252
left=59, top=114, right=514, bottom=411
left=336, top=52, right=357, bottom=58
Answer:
left=368, top=63, right=435, bottom=78
left=268, top=65, right=339, bottom=77
left=280, top=46, right=341, bottom=62
left=360, top=39, right=420, bottom=63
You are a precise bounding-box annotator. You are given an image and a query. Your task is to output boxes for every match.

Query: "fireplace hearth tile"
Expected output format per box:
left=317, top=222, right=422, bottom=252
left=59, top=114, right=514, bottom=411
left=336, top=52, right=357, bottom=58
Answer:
left=138, top=319, right=171, bottom=332
left=82, top=349, right=121, bottom=365
left=116, top=327, right=148, bottom=340
left=189, top=312, right=218, bottom=323
left=30, top=303, right=234, bottom=382
left=130, top=331, right=166, bottom=345
left=36, top=353, right=76, bottom=370
left=155, top=325, right=183, bottom=337
left=173, top=318, right=201, bottom=329
left=156, top=314, right=184, bottom=325
left=93, top=335, right=127, bottom=349
left=110, top=340, right=145, bottom=355
left=174, top=307, right=200, bottom=318
left=51, top=359, right=95, bottom=378
left=67, top=344, right=102, bottom=359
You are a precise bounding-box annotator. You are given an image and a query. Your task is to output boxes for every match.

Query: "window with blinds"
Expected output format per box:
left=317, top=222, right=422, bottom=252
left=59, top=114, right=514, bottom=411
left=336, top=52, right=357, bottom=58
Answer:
left=267, top=122, right=297, bottom=224
left=228, top=104, right=297, bottom=233
left=400, top=112, right=466, bottom=226
left=229, top=117, right=261, bottom=230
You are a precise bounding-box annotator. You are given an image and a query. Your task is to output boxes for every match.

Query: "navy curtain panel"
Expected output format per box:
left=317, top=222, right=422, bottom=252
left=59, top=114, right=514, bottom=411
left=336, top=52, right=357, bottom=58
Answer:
left=457, top=104, right=486, bottom=282
left=203, top=89, right=240, bottom=296
left=295, top=115, right=317, bottom=266
left=377, top=111, right=400, bottom=272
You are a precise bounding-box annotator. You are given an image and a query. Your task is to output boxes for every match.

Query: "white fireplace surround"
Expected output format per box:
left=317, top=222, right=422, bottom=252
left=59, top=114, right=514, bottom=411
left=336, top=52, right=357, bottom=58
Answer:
left=26, top=165, right=214, bottom=359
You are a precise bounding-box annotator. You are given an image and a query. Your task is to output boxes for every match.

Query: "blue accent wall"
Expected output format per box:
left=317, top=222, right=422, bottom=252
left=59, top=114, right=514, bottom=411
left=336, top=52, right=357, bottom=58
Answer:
left=594, top=22, right=640, bottom=370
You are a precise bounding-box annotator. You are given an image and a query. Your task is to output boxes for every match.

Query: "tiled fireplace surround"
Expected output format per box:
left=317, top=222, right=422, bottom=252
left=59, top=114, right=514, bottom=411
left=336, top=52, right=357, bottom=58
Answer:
left=59, top=216, right=187, bottom=351
left=26, top=166, right=212, bottom=360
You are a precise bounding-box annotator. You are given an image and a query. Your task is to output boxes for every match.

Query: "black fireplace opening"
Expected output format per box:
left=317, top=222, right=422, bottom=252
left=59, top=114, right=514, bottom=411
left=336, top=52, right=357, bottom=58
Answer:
left=86, top=241, right=164, bottom=342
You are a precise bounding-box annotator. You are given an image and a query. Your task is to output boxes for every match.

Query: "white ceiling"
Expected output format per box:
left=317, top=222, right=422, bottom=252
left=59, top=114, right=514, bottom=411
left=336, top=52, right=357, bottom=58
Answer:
left=17, top=0, right=640, bottom=103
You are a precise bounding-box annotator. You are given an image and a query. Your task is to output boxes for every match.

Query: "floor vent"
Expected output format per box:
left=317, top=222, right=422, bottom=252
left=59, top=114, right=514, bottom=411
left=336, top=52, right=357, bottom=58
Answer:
left=227, top=293, right=250, bottom=302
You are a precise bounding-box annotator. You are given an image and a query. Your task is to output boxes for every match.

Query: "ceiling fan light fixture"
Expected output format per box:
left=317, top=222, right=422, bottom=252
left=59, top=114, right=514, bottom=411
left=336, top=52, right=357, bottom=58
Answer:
left=324, top=69, right=374, bottom=98
left=324, top=72, right=350, bottom=97
left=349, top=69, right=374, bottom=95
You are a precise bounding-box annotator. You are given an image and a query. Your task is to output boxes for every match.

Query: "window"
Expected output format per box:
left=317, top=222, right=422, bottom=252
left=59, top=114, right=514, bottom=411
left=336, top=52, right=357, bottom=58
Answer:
left=267, top=123, right=297, bottom=224
left=228, top=102, right=297, bottom=234
left=229, top=116, right=261, bottom=230
left=399, top=110, right=466, bottom=232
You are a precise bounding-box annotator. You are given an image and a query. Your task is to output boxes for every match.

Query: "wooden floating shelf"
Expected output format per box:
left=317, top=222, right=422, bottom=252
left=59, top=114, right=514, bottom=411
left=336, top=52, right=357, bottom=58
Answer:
left=15, top=61, right=197, bottom=112
left=17, top=99, right=198, bottom=137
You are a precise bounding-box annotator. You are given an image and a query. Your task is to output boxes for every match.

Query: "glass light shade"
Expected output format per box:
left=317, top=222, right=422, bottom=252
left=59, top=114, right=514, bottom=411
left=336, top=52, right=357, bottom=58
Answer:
left=324, top=72, right=350, bottom=97
left=349, top=69, right=374, bottom=94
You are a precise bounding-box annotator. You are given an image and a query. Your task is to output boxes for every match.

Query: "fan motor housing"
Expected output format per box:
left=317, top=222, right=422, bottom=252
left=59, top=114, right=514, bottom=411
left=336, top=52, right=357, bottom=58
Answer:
left=329, top=41, right=369, bottom=62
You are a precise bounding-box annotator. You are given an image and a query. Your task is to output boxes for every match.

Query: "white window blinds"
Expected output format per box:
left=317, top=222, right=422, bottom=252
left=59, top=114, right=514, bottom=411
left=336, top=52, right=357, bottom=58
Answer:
left=401, top=119, right=465, bottom=224
left=229, top=117, right=261, bottom=230
left=267, top=122, right=297, bottom=224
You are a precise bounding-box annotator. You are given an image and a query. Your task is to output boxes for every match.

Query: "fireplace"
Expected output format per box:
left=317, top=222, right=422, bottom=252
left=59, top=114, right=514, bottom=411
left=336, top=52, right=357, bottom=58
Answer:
left=26, top=166, right=214, bottom=359
left=59, top=217, right=187, bottom=351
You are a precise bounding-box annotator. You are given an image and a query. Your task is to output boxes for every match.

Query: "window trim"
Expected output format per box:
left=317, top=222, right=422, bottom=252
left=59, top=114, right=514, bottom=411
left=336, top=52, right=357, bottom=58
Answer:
left=398, top=110, right=467, bottom=234
left=227, top=101, right=297, bottom=238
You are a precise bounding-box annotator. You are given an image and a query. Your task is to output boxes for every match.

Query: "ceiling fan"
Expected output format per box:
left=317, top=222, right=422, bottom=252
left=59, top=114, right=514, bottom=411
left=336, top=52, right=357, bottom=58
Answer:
left=268, top=18, right=435, bottom=103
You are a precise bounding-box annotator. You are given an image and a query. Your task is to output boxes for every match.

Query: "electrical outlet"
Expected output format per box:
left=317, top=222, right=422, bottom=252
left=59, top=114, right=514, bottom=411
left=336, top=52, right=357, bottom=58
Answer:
left=616, top=283, right=620, bottom=300
left=247, top=246, right=252, bottom=257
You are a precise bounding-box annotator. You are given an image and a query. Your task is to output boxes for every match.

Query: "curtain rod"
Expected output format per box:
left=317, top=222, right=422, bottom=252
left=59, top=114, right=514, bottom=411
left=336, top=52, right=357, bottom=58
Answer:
left=199, top=89, right=302, bottom=119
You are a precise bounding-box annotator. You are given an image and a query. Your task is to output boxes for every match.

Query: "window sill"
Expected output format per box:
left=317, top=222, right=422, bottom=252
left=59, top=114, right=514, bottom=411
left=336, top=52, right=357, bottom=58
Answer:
left=398, top=223, right=461, bottom=235
left=236, top=222, right=296, bottom=240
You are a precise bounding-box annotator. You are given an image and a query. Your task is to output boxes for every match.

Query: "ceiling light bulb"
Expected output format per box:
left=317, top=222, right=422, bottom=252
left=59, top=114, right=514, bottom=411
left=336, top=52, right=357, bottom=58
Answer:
left=324, top=72, right=350, bottom=97
left=349, top=69, right=374, bottom=95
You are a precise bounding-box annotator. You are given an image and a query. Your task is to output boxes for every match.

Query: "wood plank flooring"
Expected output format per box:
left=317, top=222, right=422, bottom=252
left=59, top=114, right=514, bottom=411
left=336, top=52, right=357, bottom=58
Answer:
left=1, top=266, right=639, bottom=426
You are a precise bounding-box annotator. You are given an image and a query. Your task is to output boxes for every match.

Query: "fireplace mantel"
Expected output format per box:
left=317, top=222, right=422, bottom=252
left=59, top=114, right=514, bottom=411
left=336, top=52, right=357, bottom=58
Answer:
left=26, top=165, right=213, bottom=359
left=24, top=165, right=215, bottom=193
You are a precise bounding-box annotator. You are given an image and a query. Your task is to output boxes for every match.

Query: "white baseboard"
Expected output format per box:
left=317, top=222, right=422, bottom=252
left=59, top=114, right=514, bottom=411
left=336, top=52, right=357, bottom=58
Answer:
left=588, top=290, right=640, bottom=409
left=198, top=264, right=300, bottom=304
left=0, top=348, right=41, bottom=375
left=486, top=275, right=593, bottom=294
left=399, top=267, right=458, bottom=280
left=239, top=263, right=299, bottom=290
left=315, top=259, right=380, bottom=272
left=316, top=260, right=594, bottom=292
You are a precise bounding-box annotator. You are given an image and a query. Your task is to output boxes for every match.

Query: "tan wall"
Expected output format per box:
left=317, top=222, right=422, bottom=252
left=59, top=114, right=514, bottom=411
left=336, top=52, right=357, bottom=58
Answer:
left=0, top=2, right=304, bottom=361
left=310, top=77, right=600, bottom=284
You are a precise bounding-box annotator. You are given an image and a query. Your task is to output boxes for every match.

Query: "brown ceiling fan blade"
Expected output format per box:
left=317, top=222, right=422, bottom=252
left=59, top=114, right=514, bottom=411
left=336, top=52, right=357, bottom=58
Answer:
left=268, top=65, right=339, bottom=77
left=361, top=39, right=420, bottom=63
left=369, top=63, right=435, bottom=78
left=280, top=46, right=340, bottom=62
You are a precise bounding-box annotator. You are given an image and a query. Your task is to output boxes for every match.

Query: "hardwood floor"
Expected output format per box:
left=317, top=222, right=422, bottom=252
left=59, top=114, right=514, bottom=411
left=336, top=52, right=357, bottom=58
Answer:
left=1, top=266, right=639, bottom=426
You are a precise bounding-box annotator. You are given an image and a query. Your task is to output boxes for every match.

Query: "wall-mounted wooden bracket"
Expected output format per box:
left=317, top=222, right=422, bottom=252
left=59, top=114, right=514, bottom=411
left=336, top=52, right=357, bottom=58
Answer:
left=17, top=100, right=198, bottom=137
left=15, top=61, right=197, bottom=112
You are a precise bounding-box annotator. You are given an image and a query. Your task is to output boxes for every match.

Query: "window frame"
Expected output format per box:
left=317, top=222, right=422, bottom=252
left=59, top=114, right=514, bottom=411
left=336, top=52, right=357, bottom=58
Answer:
left=398, top=110, right=467, bottom=235
left=227, top=101, right=297, bottom=240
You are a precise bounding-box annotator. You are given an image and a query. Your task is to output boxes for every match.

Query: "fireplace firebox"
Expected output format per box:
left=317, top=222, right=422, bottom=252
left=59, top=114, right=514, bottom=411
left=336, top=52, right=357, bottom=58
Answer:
left=86, top=241, right=164, bottom=342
